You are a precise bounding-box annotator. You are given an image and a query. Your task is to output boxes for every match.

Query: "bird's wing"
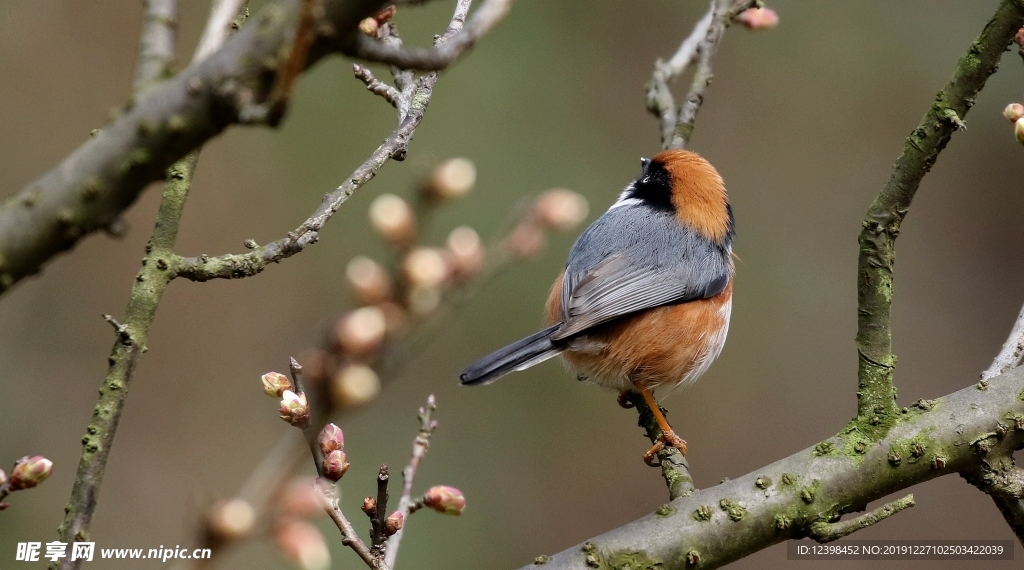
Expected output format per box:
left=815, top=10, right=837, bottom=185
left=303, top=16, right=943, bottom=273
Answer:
left=553, top=211, right=729, bottom=341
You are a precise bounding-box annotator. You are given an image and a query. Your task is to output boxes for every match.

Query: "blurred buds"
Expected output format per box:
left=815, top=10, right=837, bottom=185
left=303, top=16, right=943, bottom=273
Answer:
left=1016, top=118, right=1024, bottom=145
left=425, top=157, right=477, bottom=200
left=279, top=390, right=311, bottom=427
left=262, top=371, right=293, bottom=398
left=737, top=7, right=779, bottom=30
left=346, top=256, right=392, bottom=305
left=534, top=189, right=589, bottom=231
left=403, top=247, right=450, bottom=288
left=1003, top=103, right=1024, bottom=123
left=9, top=456, right=53, bottom=491
left=331, top=364, right=381, bottom=408
left=506, top=221, right=546, bottom=259
left=446, top=226, right=484, bottom=279
left=0, top=468, right=6, bottom=487
left=407, top=285, right=443, bottom=316
left=318, top=424, right=345, bottom=455
left=297, top=349, right=330, bottom=384
left=280, top=477, right=324, bottom=519
left=207, top=499, right=256, bottom=543
left=335, top=306, right=387, bottom=356
left=369, top=194, right=416, bottom=245
left=361, top=497, right=377, bottom=516
left=378, top=301, right=407, bottom=335
left=1016, top=27, right=1024, bottom=50
left=358, top=17, right=378, bottom=37
left=276, top=519, right=331, bottom=570
left=322, top=450, right=350, bottom=482
left=384, top=511, right=404, bottom=535
left=423, top=485, right=465, bottom=516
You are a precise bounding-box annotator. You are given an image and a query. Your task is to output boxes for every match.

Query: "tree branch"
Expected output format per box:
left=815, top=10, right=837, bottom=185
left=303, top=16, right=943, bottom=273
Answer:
left=523, top=367, right=1024, bottom=570
left=983, top=301, right=1024, bottom=380
left=855, top=0, right=1024, bottom=432
left=383, top=395, right=438, bottom=569
left=0, top=0, right=393, bottom=297
left=133, top=0, right=179, bottom=93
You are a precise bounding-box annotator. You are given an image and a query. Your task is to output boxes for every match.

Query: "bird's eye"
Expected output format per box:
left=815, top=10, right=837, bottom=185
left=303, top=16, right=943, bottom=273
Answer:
left=642, top=176, right=650, bottom=183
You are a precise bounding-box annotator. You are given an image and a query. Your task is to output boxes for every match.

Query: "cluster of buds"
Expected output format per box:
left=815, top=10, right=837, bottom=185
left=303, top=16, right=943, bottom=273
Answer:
left=506, top=188, right=590, bottom=259
left=205, top=498, right=256, bottom=545
left=737, top=6, right=779, bottom=30
left=421, top=485, right=466, bottom=516
left=1003, top=103, right=1024, bottom=145
left=275, top=518, right=331, bottom=570
left=318, top=423, right=349, bottom=482
left=358, top=4, right=397, bottom=37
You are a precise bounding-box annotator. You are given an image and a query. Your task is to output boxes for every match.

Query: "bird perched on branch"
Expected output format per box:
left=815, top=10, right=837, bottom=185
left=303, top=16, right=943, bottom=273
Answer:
left=460, top=149, right=734, bottom=462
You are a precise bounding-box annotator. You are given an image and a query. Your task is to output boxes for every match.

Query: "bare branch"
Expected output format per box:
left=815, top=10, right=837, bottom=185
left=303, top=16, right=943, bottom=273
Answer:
left=193, top=0, right=248, bottom=62
left=345, top=0, right=511, bottom=70
left=133, top=0, right=179, bottom=92
left=354, top=64, right=401, bottom=108
left=983, top=301, right=1024, bottom=380
left=0, top=0, right=393, bottom=297
left=318, top=481, right=378, bottom=568
left=383, top=395, right=438, bottom=569
left=806, top=494, right=915, bottom=542
left=855, top=0, right=1024, bottom=432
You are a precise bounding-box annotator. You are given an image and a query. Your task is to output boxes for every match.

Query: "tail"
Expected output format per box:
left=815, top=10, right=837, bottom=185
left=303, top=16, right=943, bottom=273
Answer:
left=460, top=324, right=564, bottom=386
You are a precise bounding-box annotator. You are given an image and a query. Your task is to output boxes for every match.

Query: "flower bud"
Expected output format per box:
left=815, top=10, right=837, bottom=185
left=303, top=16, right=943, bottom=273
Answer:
left=276, top=519, right=331, bottom=570
left=1016, top=27, right=1024, bottom=50
left=377, top=301, right=407, bottom=335
left=737, top=7, right=779, bottom=30
left=369, top=194, right=416, bottom=245
left=361, top=497, right=377, bottom=516
left=358, top=17, right=378, bottom=36
left=534, top=189, right=589, bottom=231
left=1016, top=117, right=1024, bottom=145
left=279, top=390, right=310, bottom=427
left=423, top=485, right=465, bottom=516
left=384, top=511, right=404, bottom=535
left=407, top=285, right=442, bottom=316
left=331, top=364, right=381, bottom=408
left=335, top=306, right=387, bottom=356
left=280, top=477, right=324, bottom=519
left=322, top=450, right=350, bottom=481
left=446, top=226, right=484, bottom=279
left=0, top=468, right=6, bottom=486
left=346, top=256, right=392, bottom=305
left=403, top=247, right=450, bottom=288
left=318, top=424, right=345, bottom=455
left=425, top=158, right=476, bottom=200
left=9, top=456, right=53, bottom=491
left=262, top=371, right=293, bottom=398
left=506, top=222, right=546, bottom=259
left=1003, top=103, right=1024, bottom=123
left=207, top=499, right=256, bottom=543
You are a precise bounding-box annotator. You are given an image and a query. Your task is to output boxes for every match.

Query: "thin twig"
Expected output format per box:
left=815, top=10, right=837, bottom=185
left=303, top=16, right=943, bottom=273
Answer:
left=133, top=0, right=179, bottom=93
left=354, top=64, right=402, bottom=108
left=318, top=481, right=378, bottom=568
left=347, top=0, right=511, bottom=70
left=266, top=0, right=319, bottom=124
left=806, top=494, right=915, bottom=542
left=982, top=301, right=1024, bottom=380
left=193, top=0, right=248, bottom=62
left=625, top=391, right=694, bottom=500
left=383, top=395, right=438, bottom=569
left=855, top=0, right=1024, bottom=434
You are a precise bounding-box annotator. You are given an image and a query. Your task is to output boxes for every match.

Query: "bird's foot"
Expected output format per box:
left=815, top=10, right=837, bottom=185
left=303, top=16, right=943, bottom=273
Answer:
left=616, top=391, right=635, bottom=408
left=641, top=431, right=688, bottom=467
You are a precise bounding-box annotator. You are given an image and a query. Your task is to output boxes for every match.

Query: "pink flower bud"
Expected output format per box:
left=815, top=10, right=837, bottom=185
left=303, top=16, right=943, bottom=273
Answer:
left=322, top=450, right=350, bottom=482
left=1003, top=103, right=1024, bottom=123
left=534, top=189, right=589, bottom=231
left=0, top=468, right=6, bottom=486
left=505, top=222, right=546, bottom=259
left=279, top=390, right=310, bottom=427
left=335, top=306, right=387, bottom=356
left=276, top=519, right=331, bottom=570
left=279, top=477, right=324, bottom=519
left=737, top=7, right=779, bottom=30
left=358, top=17, right=378, bottom=37
left=361, top=496, right=377, bottom=516
left=384, top=511, right=404, bottom=535
left=1016, top=27, right=1024, bottom=50
left=425, top=158, right=477, bottom=200
left=330, top=364, right=381, bottom=408
left=262, top=372, right=293, bottom=398
left=207, top=499, right=256, bottom=542
left=447, top=226, right=484, bottom=279
left=1016, top=118, right=1024, bottom=145
left=9, top=456, right=53, bottom=491
left=318, top=424, right=345, bottom=455
left=403, top=247, right=451, bottom=288
left=423, top=485, right=465, bottom=516
left=369, top=194, right=416, bottom=245
left=346, top=256, right=392, bottom=305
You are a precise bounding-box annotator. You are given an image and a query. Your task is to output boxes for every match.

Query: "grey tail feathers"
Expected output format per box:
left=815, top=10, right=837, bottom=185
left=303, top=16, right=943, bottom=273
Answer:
left=460, top=324, right=565, bottom=386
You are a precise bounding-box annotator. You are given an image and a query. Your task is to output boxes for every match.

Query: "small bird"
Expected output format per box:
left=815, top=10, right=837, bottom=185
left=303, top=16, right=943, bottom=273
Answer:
left=460, top=149, right=734, bottom=462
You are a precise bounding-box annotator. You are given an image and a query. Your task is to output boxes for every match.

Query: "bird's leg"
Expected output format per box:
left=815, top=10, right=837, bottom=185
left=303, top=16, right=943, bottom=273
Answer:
left=637, top=384, right=687, bottom=458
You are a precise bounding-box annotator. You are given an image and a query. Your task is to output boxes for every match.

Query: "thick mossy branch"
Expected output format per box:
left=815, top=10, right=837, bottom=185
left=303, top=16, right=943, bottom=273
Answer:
left=855, top=0, right=1024, bottom=430
left=525, top=367, right=1024, bottom=570
left=0, top=0, right=392, bottom=298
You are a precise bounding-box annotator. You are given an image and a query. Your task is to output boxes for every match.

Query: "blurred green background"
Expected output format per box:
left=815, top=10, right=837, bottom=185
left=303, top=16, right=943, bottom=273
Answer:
left=2, top=1, right=1024, bottom=568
